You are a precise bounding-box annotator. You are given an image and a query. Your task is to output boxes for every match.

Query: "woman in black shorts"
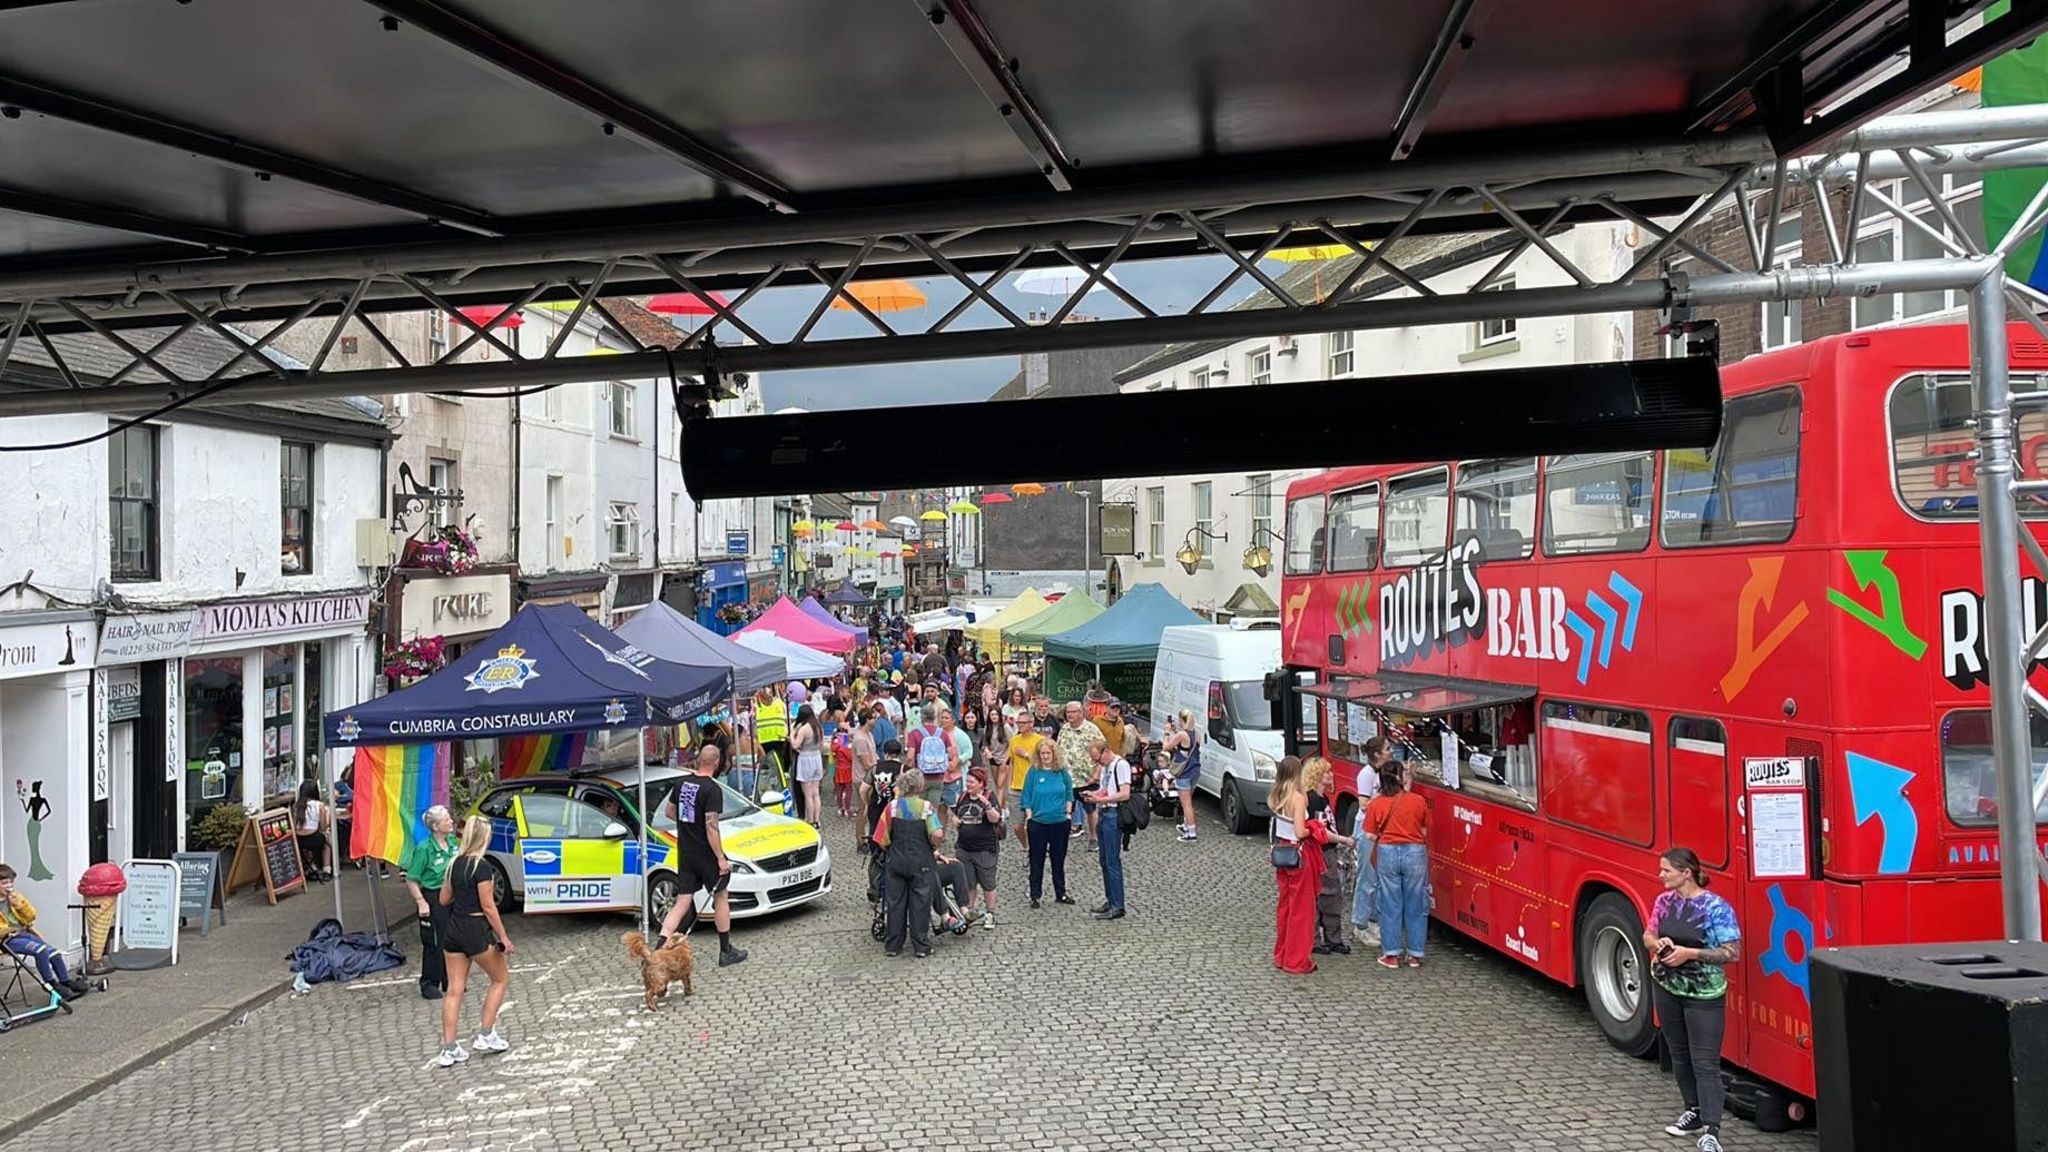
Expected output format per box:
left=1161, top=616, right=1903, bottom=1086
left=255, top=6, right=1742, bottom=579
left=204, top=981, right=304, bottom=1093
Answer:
left=436, top=818, right=515, bottom=1068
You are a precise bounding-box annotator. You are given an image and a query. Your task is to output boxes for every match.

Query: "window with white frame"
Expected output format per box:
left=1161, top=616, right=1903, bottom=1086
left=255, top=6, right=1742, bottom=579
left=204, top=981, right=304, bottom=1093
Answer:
left=1191, top=481, right=1213, bottom=558
left=1189, top=367, right=1210, bottom=390
left=608, top=502, right=640, bottom=560
left=1477, top=275, right=1517, bottom=346
left=545, top=475, right=564, bottom=561
left=541, top=383, right=564, bottom=423
left=1851, top=176, right=1987, bottom=329
left=1327, top=331, right=1354, bottom=376
left=427, top=457, right=457, bottom=530
left=1246, top=473, right=1273, bottom=550
left=426, top=311, right=448, bottom=360
left=1146, top=486, right=1165, bottom=558
left=1761, top=215, right=1804, bottom=349
left=607, top=381, right=637, bottom=438
left=1247, top=347, right=1272, bottom=385
left=669, top=493, right=682, bottom=558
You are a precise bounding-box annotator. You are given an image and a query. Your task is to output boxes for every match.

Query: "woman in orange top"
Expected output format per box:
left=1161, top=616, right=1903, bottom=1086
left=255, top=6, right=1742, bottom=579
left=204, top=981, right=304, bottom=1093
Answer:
left=1365, top=760, right=1431, bottom=969
left=1268, top=755, right=1328, bottom=974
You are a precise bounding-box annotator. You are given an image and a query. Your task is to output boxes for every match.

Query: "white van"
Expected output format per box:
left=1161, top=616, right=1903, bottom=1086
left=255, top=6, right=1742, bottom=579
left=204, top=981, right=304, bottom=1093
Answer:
left=1148, top=625, right=1284, bottom=834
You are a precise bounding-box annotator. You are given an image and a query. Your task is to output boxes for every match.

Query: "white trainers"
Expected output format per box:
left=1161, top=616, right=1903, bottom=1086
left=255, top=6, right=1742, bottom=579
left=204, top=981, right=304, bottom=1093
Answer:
left=981, top=911, right=996, bottom=930
left=435, top=1044, right=469, bottom=1067
left=472, top=1030, right=509, bottom=1054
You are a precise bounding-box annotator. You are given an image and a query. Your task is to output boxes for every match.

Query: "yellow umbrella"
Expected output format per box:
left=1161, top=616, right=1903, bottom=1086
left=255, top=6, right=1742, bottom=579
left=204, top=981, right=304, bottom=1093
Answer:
left=918, top=509, right=948, bottom=522
left=792, top=520, right=816, bottom=532
left=831, top=279, right=927, bottom=313
left=1267, top=242, right=1369, bottom=302
left=947, top=500, right=980, bottom=515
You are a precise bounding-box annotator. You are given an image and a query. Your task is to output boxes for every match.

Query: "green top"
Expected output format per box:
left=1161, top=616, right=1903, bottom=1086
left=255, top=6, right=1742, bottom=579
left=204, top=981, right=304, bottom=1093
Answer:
left=402, top=832, right=460, bottom=891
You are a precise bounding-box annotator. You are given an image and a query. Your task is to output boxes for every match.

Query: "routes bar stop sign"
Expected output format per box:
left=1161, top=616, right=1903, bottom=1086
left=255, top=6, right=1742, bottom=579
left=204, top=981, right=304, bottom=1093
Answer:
left=1099, top=502, right=1136, bottom=556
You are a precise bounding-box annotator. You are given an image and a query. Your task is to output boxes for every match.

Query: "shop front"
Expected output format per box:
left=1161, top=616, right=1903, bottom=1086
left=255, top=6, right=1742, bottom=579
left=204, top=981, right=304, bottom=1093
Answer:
left=0, top=608, right=97, bottom=956
left=518, top=571, right=608, bottom=621
left=94, top=610, right=194, bottom=866
left=384, top=567, right=514, bottom=663
left=698, top=561, right=746, bottom=635
left=610, top=570, right=659, bottom=624
left=181, top=592, right=374, bottom=830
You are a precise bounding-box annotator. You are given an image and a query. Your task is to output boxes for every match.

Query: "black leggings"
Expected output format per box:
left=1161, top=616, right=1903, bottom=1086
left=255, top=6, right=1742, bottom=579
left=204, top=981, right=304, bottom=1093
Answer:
left=1653, top=984, right=1727, bottom=1128
left=1026, top=821, right=1070, bottom=901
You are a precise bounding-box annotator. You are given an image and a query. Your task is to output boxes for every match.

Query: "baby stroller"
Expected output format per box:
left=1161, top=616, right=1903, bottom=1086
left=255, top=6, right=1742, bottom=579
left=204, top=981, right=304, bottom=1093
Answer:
left=868, top=852, right=975, bottom=942
left=1143, top=744, right=1182, bottom=821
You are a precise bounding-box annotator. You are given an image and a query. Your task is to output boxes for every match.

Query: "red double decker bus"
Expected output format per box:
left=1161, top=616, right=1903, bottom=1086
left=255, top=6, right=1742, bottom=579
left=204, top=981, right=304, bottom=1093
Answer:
left=1277, top=323, right=2048, bottom=1125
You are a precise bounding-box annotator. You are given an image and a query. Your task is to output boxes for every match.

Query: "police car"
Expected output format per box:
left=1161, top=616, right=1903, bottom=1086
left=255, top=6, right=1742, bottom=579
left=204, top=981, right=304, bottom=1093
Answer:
left=471, top=767, right=831, bottom=923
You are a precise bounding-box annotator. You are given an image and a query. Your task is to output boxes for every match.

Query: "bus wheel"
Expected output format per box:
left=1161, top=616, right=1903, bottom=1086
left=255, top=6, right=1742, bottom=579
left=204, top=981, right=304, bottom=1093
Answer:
left=1221, top=778, right=1256, bottom=835
left=1578, top=892, right=1656, bottom=1057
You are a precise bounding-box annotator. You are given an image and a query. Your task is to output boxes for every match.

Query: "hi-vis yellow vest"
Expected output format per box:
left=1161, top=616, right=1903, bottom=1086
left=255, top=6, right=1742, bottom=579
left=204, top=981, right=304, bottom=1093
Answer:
left=755, top=697, right=789, bottom=743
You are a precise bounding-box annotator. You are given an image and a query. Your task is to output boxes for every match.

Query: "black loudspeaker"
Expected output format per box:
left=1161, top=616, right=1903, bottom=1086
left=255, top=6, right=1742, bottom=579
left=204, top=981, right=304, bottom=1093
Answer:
left=1811, top=941, right=2048, bottom=1151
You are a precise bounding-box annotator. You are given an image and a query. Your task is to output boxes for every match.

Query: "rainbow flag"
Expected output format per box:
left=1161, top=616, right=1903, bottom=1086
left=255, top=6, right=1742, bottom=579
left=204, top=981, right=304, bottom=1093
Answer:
left=1984, top=1, right=2048, bottom=289
left=500, top=731, right=589, bottom=779
left=350, top=743, right=451, bottom=865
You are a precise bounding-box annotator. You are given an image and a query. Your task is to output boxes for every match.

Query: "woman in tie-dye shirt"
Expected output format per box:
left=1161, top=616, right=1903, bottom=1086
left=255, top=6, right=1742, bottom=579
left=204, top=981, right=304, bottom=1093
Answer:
left=1642, top=847, right=1741, bottom=1152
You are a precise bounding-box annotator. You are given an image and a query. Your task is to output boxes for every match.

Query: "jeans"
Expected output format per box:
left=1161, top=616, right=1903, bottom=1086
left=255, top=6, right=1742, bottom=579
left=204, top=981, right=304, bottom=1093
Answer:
left=1375, top=842, right=1429, bottom=957
left=1351, top=813, right=1378, bottom=928
left=1026, top=821, right=1070, bottom=901
left=4, top=933, right=71, bottom=987
left=1096, top=805, right=1126, bottom=909
left=1652, top=984, right=1728, bottom=1128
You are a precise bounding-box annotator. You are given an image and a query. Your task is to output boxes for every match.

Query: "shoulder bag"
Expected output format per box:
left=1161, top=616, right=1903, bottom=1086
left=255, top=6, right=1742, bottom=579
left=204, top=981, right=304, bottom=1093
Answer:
left=1269, top=798, right=1302, bottom=869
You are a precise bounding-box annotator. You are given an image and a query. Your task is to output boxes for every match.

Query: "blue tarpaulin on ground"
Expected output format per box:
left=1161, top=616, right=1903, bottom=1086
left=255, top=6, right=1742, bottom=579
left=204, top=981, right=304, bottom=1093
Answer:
left=323, top=603, right=733, bottom=746
left=286, top=918, right=404, bottom=985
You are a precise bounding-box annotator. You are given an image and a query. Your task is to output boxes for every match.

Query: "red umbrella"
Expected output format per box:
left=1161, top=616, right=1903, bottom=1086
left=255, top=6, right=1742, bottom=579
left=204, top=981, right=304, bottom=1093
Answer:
left=833, top=520, right=858, bottom=531
left=648, top=290, right=730, bottom=316
left=979, top=492, right=1014, bottom=504
left=456, top=305, right=523, bottom=330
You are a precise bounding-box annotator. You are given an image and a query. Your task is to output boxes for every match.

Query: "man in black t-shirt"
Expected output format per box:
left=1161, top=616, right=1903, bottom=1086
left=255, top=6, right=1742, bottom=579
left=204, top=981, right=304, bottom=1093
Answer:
left=952, top=768, right=1005, bottom=929
left=862, top=742, right=905, bottom=903
left=656, top=747, right=748, bottom=967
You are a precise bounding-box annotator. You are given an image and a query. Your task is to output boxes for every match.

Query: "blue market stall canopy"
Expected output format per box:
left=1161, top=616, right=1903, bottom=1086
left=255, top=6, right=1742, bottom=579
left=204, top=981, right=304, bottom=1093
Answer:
left=325, top=603, right=732, bottom=746
left=824, top=583, right=872, bottom=607
left=614, top=600, right=786, bottom=698
left=1043, top=583, right=1204, bottom=664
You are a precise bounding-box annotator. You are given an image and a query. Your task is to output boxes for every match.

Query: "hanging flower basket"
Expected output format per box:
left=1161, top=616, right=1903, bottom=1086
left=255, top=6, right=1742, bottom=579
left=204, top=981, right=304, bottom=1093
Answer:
left=717, top=602, right=752, bottom=625
left=403, top=526, right=482, bottom=575
left=383, top=635, right=447, bottom=682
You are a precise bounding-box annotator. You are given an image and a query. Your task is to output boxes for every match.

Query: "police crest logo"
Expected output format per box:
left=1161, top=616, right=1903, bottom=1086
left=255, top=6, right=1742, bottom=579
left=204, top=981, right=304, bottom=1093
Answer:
left=603, top=698, right=629, bottom=725
left=466, top=643, right=539, bottom=694
left=335, top=714, right=361, bottom=741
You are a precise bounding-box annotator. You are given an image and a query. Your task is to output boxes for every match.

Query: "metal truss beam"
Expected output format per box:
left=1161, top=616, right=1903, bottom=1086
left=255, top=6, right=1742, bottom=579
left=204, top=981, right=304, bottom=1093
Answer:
left=923, top=0, right=1075, bottom=190
left=1390, top=0, right=1492, bottom=160
left=365, top=0, right=795, bottom=212
left=0, top=73, right=498, bottom=235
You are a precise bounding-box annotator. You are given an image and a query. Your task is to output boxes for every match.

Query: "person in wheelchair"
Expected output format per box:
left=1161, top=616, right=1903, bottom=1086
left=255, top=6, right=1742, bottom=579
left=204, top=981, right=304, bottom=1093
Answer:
left=1, top=863, right=87, bottom=1000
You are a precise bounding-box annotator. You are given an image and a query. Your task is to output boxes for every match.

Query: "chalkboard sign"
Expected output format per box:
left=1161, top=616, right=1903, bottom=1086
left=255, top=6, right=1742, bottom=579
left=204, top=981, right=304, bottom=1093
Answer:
left=173, top=850, right=226, bottom=936
left=225, top=807, right=304, bottom=905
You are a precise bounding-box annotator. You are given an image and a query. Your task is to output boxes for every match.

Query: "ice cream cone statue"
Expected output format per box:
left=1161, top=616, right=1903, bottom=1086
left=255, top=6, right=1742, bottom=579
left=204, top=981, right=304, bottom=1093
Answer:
left=77, top=862, right=125, bottom=976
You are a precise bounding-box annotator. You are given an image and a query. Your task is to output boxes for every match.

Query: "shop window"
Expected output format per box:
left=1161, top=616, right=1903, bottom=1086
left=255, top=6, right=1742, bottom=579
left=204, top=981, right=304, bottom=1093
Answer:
left=1454, top=457, right=1538, bottom=559
left=1284, top=493, right=1326, bottom=575
left=1941, top=709, right=2048, bottom=825
left=261, top=645, right=299, bottom=803
left=108, top=424, right=159, bottom=581
left=184, top=656, right=244, bottom=820
left=1543, top=452, right=1654, bottom=556
left=1667, top=716, right=1730, bottom=870
left=281, top=441, right=314, bottom=574
left=1540, top=700, right=1653, bottom=846
left=1326, top=484, right=1378, bottom=572
left=1381, top=468, right=1450, bottom=567
left=1661, top=388, right=1801, bottom=547
left=1889, top=373, right=2048, bottom=519
left=301, top=641, right=323, bottom=790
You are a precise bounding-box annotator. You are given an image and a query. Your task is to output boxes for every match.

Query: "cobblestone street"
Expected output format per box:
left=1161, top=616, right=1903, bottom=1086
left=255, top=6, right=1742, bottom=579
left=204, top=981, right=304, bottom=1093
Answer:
left=14, top=805, right=1813, bottom=1152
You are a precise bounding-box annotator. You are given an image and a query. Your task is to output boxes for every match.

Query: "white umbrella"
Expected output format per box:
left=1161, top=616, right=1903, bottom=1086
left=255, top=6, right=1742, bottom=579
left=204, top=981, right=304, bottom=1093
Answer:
left=888, top=515, right=918, bottom=529
left=1015, top=264, right=1122, bottom=297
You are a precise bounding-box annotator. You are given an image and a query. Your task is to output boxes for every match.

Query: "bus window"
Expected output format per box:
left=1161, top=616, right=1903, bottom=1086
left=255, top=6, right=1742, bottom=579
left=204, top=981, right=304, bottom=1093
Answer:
left=1327, top=484, right=1379, bottom=572
left=1667, top=716, right=1730, bottom=870
left=1543, top=451, right=1654, bottom=556
left=1661, top=387, right=1801, bottom=547
left=1940, top=709, right=2048, bottom=824
left=1540, top=700, right=1654, bottom=846
left=1284, top=493, right=1327, bottom=575
left=1891, top=373, right=2048, bottom=518
left=1382, top=468, right=1451, bottom=567
left=1455, top=457, right=1538, bottom=560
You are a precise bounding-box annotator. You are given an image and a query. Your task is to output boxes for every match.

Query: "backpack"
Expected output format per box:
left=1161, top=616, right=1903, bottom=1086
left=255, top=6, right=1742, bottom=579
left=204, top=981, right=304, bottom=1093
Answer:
left=915, top=726, right=950, bottom=776
left=1118, top=759, right=1151, bottom=832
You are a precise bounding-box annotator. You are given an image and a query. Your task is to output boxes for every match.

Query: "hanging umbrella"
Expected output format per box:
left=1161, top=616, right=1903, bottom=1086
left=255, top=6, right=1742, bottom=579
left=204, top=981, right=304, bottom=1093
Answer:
left=830, top=279, right=927, bottom=313
left=878, top=550, right=898, bottom=558
left=861, top=519, right=888, bottom=531
left=792, top=524, right=814, bottom=537
left=888, top=515, right=919, bottom=528
left=1015, top=265, right=1122, bottom=297
left=947, top=500, right=980, bottom=515
left=648, top=290, right=731, bottom=316
left=833, top=519, right=858, bottom=531
left=457, top=305, right=524, bottom=330
left=1268, top=243, right=1367, bottom=302
left=792, top=520, right=816, bottom=532
left=578, top=346, right=622, bottom=357
left=919, top=510, right=948, bottom=522
left=1011, top=483, right=1047, bottom=496
left=979, top=492, right=1013, bottom=505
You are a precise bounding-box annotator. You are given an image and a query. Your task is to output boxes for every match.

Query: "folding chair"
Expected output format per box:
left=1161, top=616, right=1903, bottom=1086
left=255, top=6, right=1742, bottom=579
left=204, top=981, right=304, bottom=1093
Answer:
left=0, top=945, right=70, bottom=1032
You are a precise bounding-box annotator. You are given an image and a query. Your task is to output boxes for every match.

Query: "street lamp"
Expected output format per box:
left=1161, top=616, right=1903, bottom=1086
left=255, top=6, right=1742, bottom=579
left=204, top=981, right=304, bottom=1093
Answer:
left=1241, top=526, right=1284, bottom=577
left=1175, top=526, right=1227, bottom=576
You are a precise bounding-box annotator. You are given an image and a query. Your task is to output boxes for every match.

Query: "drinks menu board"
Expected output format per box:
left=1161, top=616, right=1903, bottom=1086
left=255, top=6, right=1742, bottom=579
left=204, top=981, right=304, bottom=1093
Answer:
left=225, top=807, right=305, bottom=904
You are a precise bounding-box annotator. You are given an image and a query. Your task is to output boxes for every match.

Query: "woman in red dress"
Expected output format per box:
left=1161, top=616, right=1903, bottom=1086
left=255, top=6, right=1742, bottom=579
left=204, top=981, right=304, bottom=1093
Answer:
left=1269, top=755, right=1328, bottom=973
